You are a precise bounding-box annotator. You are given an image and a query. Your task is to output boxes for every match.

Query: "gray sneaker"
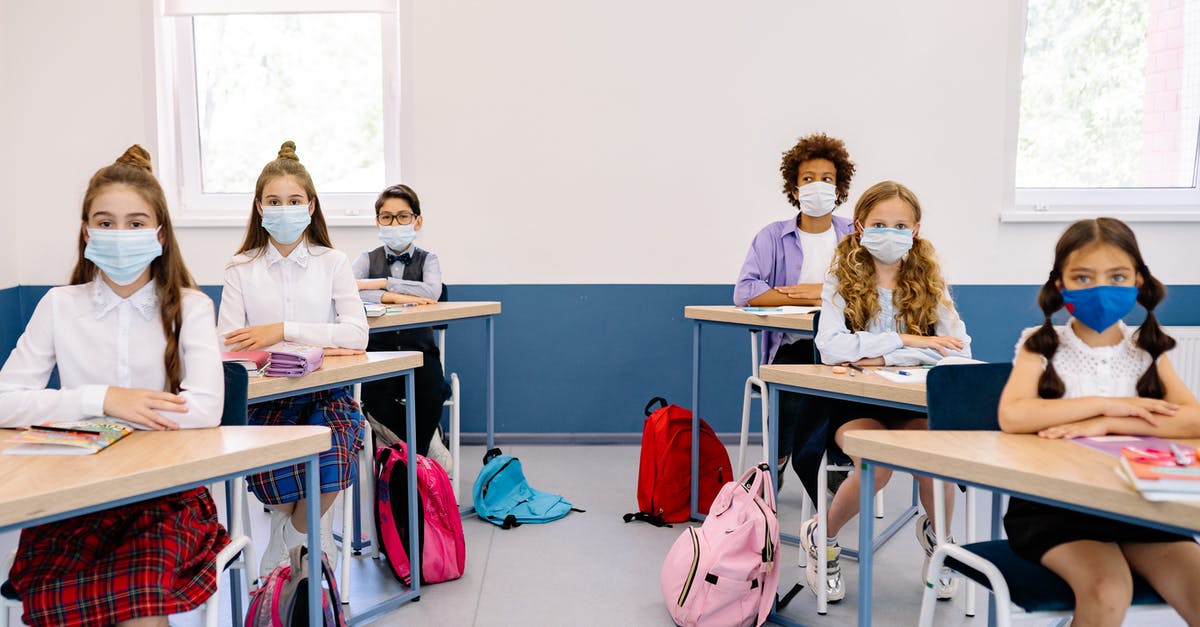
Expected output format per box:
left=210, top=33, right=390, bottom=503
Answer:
left=916, top=514, right=959, bottom=600
left=800, top=518, right=845, bottom=602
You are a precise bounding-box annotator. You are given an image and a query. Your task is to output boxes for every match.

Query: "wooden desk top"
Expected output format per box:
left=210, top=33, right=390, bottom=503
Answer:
left=759, top=364, right=927, bottom=408
left=843, top=430, right=1200, bottom=532
left=369, top=301, right=501, bottom=330
left=684, top=305, right=815, bottom=331
left=247, top=352, right=422, bottom=401
left=0, top=426, right=329, bottom=529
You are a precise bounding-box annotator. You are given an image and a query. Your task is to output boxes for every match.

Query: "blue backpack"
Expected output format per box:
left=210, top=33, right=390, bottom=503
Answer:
left=472, top=448, right=582, bottom=528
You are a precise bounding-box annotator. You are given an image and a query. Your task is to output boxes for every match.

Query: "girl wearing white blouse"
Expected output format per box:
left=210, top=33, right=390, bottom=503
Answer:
left=0, top=146, right=228, bottom=627
left=217, top=141, right=369, bottom=578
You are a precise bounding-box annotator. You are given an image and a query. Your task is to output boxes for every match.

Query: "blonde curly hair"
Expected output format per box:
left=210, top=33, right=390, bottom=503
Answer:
left=831, top=181, right=950, bottom=334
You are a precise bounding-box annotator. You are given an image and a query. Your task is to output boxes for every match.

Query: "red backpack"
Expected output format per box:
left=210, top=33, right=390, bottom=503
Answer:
left=624, top=397, right=732, bottom=526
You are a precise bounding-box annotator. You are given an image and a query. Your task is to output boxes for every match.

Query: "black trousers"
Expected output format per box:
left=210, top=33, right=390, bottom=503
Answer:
left=772, top=339, right=839, bottom=504
left=360, top=329, right=450, bottom=457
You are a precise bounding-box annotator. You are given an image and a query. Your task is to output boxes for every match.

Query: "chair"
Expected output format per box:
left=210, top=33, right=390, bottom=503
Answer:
left=735, top=328, right=769, bottom=473
left=918, top=363, right=1165, bottom=626
left=0, top=364, right=256, bottom=627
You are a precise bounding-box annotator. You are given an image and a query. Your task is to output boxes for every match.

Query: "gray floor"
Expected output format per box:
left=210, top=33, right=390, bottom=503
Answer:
left=0, top=444, right=1186, bottom=626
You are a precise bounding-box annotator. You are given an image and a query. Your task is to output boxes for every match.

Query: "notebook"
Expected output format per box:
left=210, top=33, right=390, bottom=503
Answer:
left=264, top=342, right=325, bottom=378
left=5, top=420, right=134, bottom=455
left=221, top=350, right=270, bottom=377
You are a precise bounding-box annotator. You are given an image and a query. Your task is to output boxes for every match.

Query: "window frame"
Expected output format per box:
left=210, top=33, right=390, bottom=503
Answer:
left=1002, top=0, right=1200, bottom=223
left=152, top=0, right=403, bottom=227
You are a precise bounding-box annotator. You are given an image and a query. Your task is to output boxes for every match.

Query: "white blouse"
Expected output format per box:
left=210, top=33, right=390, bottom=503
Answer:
left=217, top=243, right=369, bottom=350
left=815, top=273, right=972, bottom=366
left=0, top=280, right=224, bottom=428
left=1014, top=321, right=1151, bottom=398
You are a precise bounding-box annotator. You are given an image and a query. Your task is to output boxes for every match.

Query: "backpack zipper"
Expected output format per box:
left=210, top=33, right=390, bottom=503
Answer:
left=481, top=458, right=517, bottom=498
left=752, top=497, right=774, bottom=566
left=678, top=527, right=701, bottom=606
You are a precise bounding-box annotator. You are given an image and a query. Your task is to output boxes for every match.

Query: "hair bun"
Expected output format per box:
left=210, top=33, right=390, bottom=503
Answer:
left=277, top=141, right=299, bottom=161
left=114, top=145, right=153, bottom=173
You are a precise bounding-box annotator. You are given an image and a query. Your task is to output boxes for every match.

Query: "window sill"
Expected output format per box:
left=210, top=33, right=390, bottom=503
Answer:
left=1000, top=209, right=1200, bottom=223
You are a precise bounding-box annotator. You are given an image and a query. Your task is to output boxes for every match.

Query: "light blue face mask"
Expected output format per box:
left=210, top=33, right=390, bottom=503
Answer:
left=859, top=227, right=914, bottom=264
left=260, top=205, right=311, bottom=245
left=379, top=224, right=418, bottom=251
left=84, top=227, right=163, bottom=286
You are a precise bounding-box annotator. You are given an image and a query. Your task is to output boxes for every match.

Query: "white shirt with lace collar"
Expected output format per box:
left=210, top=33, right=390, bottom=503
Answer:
left=217, top=243, right=369, bottom=350
left=1014, top=320, right=1152, bottom=399
left=0, top=279, right=224, bottom=427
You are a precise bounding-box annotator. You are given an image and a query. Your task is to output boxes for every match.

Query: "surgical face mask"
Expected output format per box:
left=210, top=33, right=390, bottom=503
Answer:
left=796, top=181, right=838, bottom=217
left=1060, top=285, right=1138, bottom=333
left=260, top=205, right=311, bottom=245
left=859, top=227, right=914, bottom=265
left=379, top=224, right=418, bottom=251
left=84, top=227, right=163, bottom=286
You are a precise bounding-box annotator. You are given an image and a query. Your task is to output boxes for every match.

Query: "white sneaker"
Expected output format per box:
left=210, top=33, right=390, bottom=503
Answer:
left=427, top=426, right=453, bottom=478
left=916, top=514, right=959, bottom=600
left=259, top=508, right=291, bottom=581
left=320, top=506, right=338, bottom=566
left=800, top=518, right=844, bottom=603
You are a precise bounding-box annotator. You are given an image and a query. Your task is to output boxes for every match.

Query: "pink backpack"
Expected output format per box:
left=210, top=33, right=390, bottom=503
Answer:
left=245, top=546, right=345, bottom=627
left=375, top=440, right=466, bottom=584
left=660, top=464, right=780, bottom=627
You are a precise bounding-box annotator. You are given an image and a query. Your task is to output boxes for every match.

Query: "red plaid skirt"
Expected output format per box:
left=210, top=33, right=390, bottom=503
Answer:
left=9, top=487, right=230, bottom=626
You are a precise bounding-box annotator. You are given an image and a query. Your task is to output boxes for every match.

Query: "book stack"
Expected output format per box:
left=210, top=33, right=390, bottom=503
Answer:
left=364, top=303, right=386, bottom=318
left=222, top=350, right=270, bottom=377
left=1074, top=435, right=1200, bottom=501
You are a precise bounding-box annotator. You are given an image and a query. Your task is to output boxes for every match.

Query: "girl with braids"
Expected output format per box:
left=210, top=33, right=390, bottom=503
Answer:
left=998, top=218, right=1200, bottom=626
left=0, top=145, right=228, bottom=627
left=804, top=180, right=971, bottom=603
left=217, top=141, right=368, bottom=579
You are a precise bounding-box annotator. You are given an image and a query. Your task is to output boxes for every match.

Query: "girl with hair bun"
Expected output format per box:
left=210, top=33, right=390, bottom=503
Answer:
left=998, top=217, right=1200, bottom=625
left=217, top=141, right=368, bottom=579
left=0, top=145, right=229, bottom=627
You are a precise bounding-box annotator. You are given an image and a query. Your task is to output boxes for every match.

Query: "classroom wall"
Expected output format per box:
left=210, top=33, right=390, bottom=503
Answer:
left=2, top=1, right=1198, bottom=436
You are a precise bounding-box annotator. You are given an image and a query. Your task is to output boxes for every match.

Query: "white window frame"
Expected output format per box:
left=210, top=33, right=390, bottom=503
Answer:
left=1002, top=0, right=1200, bottom=223
left=152, top=0, right=404, bottom=227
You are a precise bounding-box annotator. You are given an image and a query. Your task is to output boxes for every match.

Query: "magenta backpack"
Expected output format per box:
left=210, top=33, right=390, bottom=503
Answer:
left=375, top=440, right=466, bottom=585
left=660, top=464, right=780, bottom=627
left=245, top=546, right=345, bottom=627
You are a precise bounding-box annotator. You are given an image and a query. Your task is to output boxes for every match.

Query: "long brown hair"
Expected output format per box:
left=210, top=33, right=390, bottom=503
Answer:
left=235, top=141, right=334, bottom=255
left=70, top=145, right=195, bottom=394
left=1024, top=218, right=1173, bottom=399
left=830, top=181, right=949, bottom=334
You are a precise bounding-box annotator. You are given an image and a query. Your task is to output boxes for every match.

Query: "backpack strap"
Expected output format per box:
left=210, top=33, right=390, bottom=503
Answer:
left=643, top=397, right=668, bottom=416
left=776, top=582, right=804, bottom=609
left=500, top=514, right=522, bottom=529
left=482, top=447, right=504, bottom=465
left=622, top=511, right=672, bottom=527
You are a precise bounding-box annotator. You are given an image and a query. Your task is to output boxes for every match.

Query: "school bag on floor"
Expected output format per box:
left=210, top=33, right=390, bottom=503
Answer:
left=246, top=546, right=346, bottom=627
left=473, top=448, right=582, bottom=528
left=375, top=439, right=466, bottom=585
left=660, top=464, right=781, bottom=627
left=624, top=397, right=731, bottom=526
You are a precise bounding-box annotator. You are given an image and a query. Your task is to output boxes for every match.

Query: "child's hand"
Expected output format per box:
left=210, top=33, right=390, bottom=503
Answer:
left=1038, top=417, right=1111, bottom=439
left=323, top=347, right=366, bottom=356
left=381, top=293, right=437, bottom=305
left=900, top=334, right=964, bottom=355
left=776, top=284, right=821, bottom=300
left=223, top=323, right=285, bottom=351
left=1098, top=397, right=1178, bottom=425
left=103, top=387, right=185, bottom=430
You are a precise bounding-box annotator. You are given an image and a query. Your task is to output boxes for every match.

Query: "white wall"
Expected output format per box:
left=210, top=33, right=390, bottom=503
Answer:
left=0, top=0, right=19, bottom=290
left=4, top=0, right=1199, bottom=287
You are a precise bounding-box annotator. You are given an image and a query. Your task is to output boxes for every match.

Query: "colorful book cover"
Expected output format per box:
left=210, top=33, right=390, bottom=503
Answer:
left=222, top=350, right=271, bottom=376
left=4, top=420, right=134, bottom=455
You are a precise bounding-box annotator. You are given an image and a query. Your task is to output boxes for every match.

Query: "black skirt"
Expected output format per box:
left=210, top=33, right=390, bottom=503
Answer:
left=1004, top=497, right=1194, bottom=563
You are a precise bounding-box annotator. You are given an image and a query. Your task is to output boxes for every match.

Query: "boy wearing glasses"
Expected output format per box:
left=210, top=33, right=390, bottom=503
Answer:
left=353, top=184, right=450, bottom=460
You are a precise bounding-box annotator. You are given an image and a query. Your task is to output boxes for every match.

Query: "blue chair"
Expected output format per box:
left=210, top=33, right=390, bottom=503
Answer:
left=919, top=362, right=1165, bottom=626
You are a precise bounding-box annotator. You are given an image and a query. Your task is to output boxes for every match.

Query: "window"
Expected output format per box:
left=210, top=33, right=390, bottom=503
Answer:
left=1009, top=0, right=1200, bottom=219
left=154, top=0, right=401, bottom=225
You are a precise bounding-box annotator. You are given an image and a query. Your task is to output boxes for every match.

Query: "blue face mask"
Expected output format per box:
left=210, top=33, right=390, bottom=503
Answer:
left=1060, top=285, right=1138, bottom=333
left=84, top=227, right=163, bottom=286
left=379, top=224, right=418, bottom=251
left=260, top=205, right=311, bottom=245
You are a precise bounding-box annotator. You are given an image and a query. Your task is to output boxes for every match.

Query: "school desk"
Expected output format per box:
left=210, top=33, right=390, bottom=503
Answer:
left=249, top=351, right=422, bottom=626
left=683, top=305, right=816, bottom=519
left=0, top=425, right=331, bottom=627
left=843, top=430, right=1200, bottom=627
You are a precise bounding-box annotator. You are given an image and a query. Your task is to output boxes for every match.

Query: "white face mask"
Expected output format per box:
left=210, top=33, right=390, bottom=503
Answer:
left=859, top=227, right=913, bottom=264
left=796, top=181, right=838, bottom=217
left=379, top=224, right=418, bottom=251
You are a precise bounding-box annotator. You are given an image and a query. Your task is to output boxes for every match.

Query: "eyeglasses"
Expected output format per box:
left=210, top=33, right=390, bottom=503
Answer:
left=377, top=212, right=416, bottom=226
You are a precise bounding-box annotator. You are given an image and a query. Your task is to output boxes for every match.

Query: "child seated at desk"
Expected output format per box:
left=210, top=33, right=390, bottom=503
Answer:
left=808, top=180, right=971, bottom=603
left=217, top=141, right=369, bottom=580
left=0, top=146, right=228, bottom=627
left=998, top=217, right=1200, bottom=625
left=351, top=184, right=451, bottom=465
left=734, top=132, right=856, bottom=498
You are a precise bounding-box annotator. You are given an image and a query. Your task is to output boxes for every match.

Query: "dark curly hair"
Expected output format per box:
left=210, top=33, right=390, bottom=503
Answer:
left=779, top=133, right=856, bottom=209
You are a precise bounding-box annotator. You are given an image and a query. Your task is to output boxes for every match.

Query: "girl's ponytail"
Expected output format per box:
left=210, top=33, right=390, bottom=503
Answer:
left=1024, top=272, right=1065, bottom=399
left=1134, top=264, right=1174, bottom=399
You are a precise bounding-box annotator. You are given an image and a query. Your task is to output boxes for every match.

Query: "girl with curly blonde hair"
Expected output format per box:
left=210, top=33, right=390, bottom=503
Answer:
left=802, top=181, right=972, bottom=604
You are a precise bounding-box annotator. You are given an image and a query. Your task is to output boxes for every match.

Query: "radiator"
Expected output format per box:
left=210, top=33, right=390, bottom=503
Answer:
left=1165, top=326, right=1200, bottom=395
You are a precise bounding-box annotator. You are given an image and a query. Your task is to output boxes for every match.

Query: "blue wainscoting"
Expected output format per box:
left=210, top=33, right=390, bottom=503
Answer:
left=4, top=284, right=1198, bottom=438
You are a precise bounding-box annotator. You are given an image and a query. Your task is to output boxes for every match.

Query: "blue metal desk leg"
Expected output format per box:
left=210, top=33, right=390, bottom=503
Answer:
left=858, top=459, right=875, bottom=627
left=225, top=480, right=244, bottom=625
left=690, top=321, right=701, bottom=520
left=405, top=372, right=421, bottom=600
left=486, top=316, right=495, bottom=451
left=768, top=386, right=779, bottom=496
left=307, top=456, right=322, bottom=626
left=989, top=492, right=1002, bottom=627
